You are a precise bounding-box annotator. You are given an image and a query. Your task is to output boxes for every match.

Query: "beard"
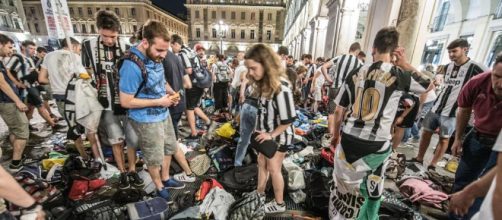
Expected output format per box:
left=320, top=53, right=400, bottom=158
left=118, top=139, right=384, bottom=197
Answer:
left=146, top=46, right=163, bottom=63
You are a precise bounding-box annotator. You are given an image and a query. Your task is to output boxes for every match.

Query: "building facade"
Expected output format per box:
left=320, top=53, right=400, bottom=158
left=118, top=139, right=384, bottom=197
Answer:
left=419, top=0, right=502, bottom=69
left=283, top=0, right=371, bottom=60
left=185, top=0, right=286, bottom=56
left=0, top=0, right=31, bottom=45
left=22, top=0, right=188, bottom=46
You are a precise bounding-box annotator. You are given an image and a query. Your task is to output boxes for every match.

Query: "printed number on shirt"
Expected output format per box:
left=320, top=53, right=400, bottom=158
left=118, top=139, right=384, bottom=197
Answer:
left=352, top=87, right=381, bottom=121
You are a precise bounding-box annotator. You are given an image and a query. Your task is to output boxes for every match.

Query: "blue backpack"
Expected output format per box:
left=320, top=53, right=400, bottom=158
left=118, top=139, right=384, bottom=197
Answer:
left=126, top=197, right=169, bottom=220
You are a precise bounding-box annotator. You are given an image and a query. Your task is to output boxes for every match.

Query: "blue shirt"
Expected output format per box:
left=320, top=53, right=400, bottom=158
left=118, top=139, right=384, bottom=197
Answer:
left=119, top=47, right=169, bottom=123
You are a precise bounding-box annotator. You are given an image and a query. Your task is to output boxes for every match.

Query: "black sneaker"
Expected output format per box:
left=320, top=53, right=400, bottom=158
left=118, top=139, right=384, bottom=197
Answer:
left=119, top=172, right=130, bottom=189
left=128, top=172, right=145, bottom=187
left=8, top=163, right=23, bottom=173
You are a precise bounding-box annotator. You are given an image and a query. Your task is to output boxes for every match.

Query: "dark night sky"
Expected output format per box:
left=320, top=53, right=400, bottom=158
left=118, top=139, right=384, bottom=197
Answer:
left=152, top=0, right=187, bottom=20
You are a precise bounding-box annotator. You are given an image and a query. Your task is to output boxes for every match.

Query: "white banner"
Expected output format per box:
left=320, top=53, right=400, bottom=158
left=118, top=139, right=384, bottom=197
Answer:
left=41, top=0, right=74, bottom=39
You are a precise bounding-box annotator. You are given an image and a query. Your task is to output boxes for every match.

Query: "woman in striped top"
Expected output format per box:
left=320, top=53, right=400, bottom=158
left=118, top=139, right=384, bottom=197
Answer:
left=245, top=44, right=296, bottom=214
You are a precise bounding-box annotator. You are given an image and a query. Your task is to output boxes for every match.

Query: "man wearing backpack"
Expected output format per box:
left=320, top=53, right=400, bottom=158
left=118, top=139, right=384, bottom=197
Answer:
left=181, top=43, right=212, bottom=140
left=211, top=54, right=232, bottom=113
left=119, top=20, right=183, bottom=202
left=39, top=38, right=102, bottom=164
left=81, top=10, right=144, bottom=189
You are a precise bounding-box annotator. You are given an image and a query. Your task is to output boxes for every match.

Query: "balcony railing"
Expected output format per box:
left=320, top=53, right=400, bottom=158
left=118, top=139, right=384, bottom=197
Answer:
left=187, top=0, right=285, bottom=7
left=0, top=25, right=23, bottom=33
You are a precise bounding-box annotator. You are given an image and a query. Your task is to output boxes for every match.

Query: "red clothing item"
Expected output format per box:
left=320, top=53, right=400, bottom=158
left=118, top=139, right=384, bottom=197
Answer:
left=458, top=72, right=502, bottom=136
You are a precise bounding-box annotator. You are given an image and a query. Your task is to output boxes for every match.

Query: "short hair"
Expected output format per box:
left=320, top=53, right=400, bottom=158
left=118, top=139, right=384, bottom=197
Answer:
left=373, top=27, right=399, bottom=54
left=231, top=58, right=239, bottom=66
left=296, top=65, right=307, bottom=74
left=447, top=39, right=469, bottom=50
left=142, top=20, right=170, bottom=44
left=22, top=40, right=36, bottom=48
left=60, top=37, right=80, bottom=48
left=277, top=46, right=289, bottom=56
left=349, top=42, right=361, bottom=52
left=135, top=24, right=144, bottom=40
left=36, top=46, right=47, bottom=53
left=171, top=34, right=183, bottom=45
left=217, top=54, right=225, bottom=61
left=303, top=54, right=312, bottom=60
left=0, top=34, right=14, bottom=45
left=96, top=10, right=120, bottom=32
left=495, top=52, right=502, bottom=66
left=358, top=51, right=366, bottom=57
left=287, top=55, right=293, bottom=59
left=316, top=57, right=324, bottom=62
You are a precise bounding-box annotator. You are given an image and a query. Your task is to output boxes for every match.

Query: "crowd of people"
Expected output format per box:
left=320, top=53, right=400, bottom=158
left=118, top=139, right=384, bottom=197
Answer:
left=0, top=9, right=501, bottom=220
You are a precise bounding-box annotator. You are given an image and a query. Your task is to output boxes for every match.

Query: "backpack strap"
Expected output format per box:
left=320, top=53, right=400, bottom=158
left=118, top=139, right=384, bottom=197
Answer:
left=116, top=50, right=147, bottom=97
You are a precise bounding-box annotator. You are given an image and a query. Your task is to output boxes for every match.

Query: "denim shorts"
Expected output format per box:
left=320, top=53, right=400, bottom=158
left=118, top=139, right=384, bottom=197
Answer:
left=422, top=111, right=456, bottom=138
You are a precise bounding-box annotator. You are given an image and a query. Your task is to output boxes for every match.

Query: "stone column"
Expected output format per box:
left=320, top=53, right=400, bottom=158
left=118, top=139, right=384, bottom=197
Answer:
left=335, top=0, right=361, bottom=55
left=361, top=0, right=402, bottom=62
left=303, top=29, right=311, bottom=56
left=396, top=0, right=424, bottom=61
left=313, top=17, right=329, bottom=58
left=324, top=0, right=340, bottom=58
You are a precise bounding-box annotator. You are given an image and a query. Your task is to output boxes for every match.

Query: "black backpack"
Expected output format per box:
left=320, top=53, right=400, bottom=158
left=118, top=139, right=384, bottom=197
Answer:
left=218, top=164, right=258, bottom=194
left=113, top=50, right=148, bottom=115
left=304, top=170, right=331, bottom=218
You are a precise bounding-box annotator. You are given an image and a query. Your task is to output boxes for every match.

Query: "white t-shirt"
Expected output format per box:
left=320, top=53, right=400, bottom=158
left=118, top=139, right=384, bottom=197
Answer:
left=231, top=61, right=247, bottom=89
left=41, top=50, right=86, bottom=95
left=471, top=131, right=502, bottom=220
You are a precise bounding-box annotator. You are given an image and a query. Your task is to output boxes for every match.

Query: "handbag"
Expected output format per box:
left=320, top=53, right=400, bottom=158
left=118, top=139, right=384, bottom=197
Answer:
left=250, top=132, right=278, bottom=158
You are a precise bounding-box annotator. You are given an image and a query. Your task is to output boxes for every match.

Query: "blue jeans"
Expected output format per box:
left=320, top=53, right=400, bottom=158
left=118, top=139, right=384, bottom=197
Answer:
left=450, top=130, right=498, bottom=220
left=234, top=103, right=258, bottom=166
left=403, top=122, right=420, bottom=142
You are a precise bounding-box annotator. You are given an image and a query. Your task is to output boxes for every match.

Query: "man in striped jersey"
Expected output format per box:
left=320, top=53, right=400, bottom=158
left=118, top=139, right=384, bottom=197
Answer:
left=412, top=39, right=487, bottom=170
left=329, top=27, right=432, bottom=219
left=319, top=42, right=362, bottom=136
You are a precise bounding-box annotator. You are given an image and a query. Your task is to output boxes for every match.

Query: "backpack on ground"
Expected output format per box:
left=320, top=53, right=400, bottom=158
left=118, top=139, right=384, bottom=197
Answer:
left=218, top=164, right=258, bottom=193
left=72, top=197, right=125, bottom=220
left=126, top=197, right=169, bottom=220
left=303, top=170, right=331, bottom=218
left=215, top=63, right=230, bottom=83
left=227, top=191, right=265, bottom=220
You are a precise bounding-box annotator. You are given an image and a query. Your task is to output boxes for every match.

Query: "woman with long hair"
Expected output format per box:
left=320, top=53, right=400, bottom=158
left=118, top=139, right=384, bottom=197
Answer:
left=245, top=44, right=296, bottom=213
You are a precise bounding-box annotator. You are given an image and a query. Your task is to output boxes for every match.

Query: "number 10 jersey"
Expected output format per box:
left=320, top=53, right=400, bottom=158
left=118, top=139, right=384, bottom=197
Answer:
left=335, top=61, right=431, bottom=142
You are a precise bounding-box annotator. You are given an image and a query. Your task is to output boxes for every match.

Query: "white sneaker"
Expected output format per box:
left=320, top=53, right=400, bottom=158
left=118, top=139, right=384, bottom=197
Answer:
left=173, top=172, right=196, bottom=182
left=264, top=200, right=286, bottom=214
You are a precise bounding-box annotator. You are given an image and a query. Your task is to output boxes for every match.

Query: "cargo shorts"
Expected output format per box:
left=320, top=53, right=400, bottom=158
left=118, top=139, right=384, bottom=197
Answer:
left=129, top=116, right=177, bottom=167
left=0, top=103, right=29, bottom=139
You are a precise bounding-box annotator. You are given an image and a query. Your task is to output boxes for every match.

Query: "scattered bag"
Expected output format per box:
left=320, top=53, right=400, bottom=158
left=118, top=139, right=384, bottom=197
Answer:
left=72, top=198, right=124, bottom=220
left=126, top=197, right=169, bottom=220
left=304, top=170, right=331, bottom=218
left=199, top=187, right=235, bottom=220
left=112, top=188, right=146, bottom=205
left=446, top=158, right=459, bottom=173
left=68, top=177, right=106, bottom=201
left=42, top=158, right=67, bottom=170
left=196, top=178, right=223, bottom=201
left=320, top=147, right=335, bottom=166
left=219, top=164, right=258, bottom=193
left=187, top=151, right=211, bottom=176
left=208, top=145, right=234, bottom=172
left=227, top=191, right=265, bottom=220
left=215, top=122, right=236, bottom=139
left=386, top=152, right=406, bottom=179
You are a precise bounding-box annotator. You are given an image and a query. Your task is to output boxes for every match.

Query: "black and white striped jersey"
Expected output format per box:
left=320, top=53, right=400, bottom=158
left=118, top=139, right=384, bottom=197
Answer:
left=335, top=61, right=431, bottom=142
left=256, top=79, right=297, bottom=146
left=329, top=54, right=362, bottom=89
left=431, top=59, right=486, bottom=117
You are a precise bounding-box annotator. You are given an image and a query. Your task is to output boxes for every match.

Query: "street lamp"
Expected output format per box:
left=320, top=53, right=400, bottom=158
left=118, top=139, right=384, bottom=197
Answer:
left=217, top=20, right=228, bottom=55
